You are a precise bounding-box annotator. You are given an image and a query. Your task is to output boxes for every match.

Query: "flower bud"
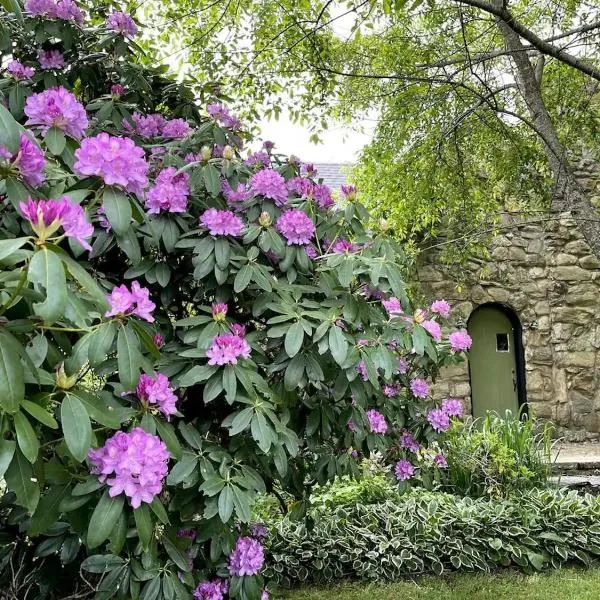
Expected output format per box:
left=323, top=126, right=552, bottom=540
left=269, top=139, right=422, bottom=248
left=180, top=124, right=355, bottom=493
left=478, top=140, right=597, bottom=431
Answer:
left=222, top=145, right=235, bottom=160
left=55, top=363, right=78, bottom=389
left=258, top=211, right=272, bottom=227
left=378, top=218, right=390, bottom=232
left=200, top=145, right=212, bottom=161
left=413, top=309, right=427, bottom=324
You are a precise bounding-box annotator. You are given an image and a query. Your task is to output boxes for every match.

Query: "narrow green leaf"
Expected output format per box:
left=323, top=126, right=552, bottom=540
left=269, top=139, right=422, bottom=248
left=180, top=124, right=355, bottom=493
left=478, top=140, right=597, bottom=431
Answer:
left=251, top=412, right=272, bottom=453
left=28, top=485, right=70, bottom=536
left=154, top=417, right=182, bottom=460
left=214, top=237, right=230, bottom=270
left=0, top=103, right=20, bottom=152
left=285, top=321, right=304, bottom=358
left=45, top=127, right=66, bottom=155
left=5, top=447, right=40, bottom=513
left=201, top=164, right=221, bottom=196
left=81, top=554, right=125, bottom=573
left=134, top=503, right=153, bottom=550
left=0, top=329, right=25, bottom=414
left=88, top=322, right=117, bottom=366
left=87, top=491, right=125, bottom=549
left=117, top=324, right=141, bottom=390
left=61, top=393, right=92, bottom=462
left=218, top=485, right=234, bottom=523
left=234, top=264, right=252, bottom=292
left=149, top=497, right=170, bottom=525
left=162, top=534, right=191, bottom=572
left=22, top=399, right=58, bottom=429
left=103, top=187, right=132, bottom=236
left=27, top=247, right=67, bottom=324
left=14, top=411, right=39, bottom=463
left=0, top=439, right=16, bottom=478
left=328, top=325, right=348, bottom=366
left=75, top=390, right=122, bottom=428
left=0, top=237, right=29, bottom=262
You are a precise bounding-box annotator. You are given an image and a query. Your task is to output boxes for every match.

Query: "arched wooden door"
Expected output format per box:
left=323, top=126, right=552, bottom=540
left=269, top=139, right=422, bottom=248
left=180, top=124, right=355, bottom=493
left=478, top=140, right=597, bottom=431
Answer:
left=467, top=304, right=526, bottom=419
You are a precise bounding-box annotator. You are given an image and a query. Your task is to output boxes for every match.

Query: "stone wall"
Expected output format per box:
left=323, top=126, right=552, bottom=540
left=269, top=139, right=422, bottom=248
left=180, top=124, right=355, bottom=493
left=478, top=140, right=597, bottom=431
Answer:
left=419, top=211, right=600, bottom=440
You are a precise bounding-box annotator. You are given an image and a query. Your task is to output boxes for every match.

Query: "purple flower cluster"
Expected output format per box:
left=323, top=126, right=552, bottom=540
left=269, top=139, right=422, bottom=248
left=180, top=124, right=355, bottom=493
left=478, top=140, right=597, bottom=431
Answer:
left=244, top=151, right=270, bottom=168
left=399, top=429, right=420, bottom=453
left=25, top=0, right=84, bottom=24
left=276, top=209, right=315, bottom=245
left=410, top=378, right=430, bottom=399
left=74, top=133, right=149, bottom=194
left=434, top=453, right=448, bottom=468
left=111, top=84, right=125, bottom=97
left=227, top=536, right=264, bottom=576
left=341, top=184, right=357, bottom=201
left=193, top=580, right=226, bottom=600
left=106, top=11, right=138, bottom=38
left=383, top=383, right=400, bottom=397
left=422, top=319, right=442, bottom=342
left=331, top=238, right=357, bottom=254
left=396, top=357, right=408, bottom=374
left=162, top=118, right=193, bottom=139
left=0, top=133, right=46, bottom=187
left=136, top=373, right=178, bottom=419
left=200, top=208, right=244, bottom=236
left=6, top=60, right=35, bottom=80
left=38, top=49, right=64, bottom=70
left=20, top=196, right=93, bottom=249
left=25, top=86, right=89, bottom=139
left=250, top=168, right=288, bottom=206
left=222, top=181, right=250, bottom=206
left=250, top=522, right=269, bottom=539
left=105, top=280, right=155, bottom=322
left=206, top=329, right=251, bottom=365
left=88, top=427, right=169, bottom=509
left=441, top=398, right=463, bottom=417
left=394, top=459, right=415, bottom=482
left=367, top=409, right=388, bottom=434
left=356, top=360, right=368, bottom=381
left=431, top=299, right=451, bottom=318
left=287, top=176, right=314, bottom=198
left=449, top=330, right=472, bottom=353
left=212, top=302, right=228, bottom=321
left=382, top=297, right=403, bottom=316
left=207, top=103, right=242, bottom=129
left=145, top=167, right=190, bottom=214
left=313, top=184, right=333, bottom=209
left=427, top=408, right=450, bottom=432
left=125, top=112, right=165, bottom=137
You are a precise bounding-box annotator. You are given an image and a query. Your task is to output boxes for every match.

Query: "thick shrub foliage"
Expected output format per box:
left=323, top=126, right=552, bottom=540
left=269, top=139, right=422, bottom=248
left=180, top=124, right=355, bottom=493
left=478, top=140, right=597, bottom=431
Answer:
left=0, top=3, right=470, bottom=599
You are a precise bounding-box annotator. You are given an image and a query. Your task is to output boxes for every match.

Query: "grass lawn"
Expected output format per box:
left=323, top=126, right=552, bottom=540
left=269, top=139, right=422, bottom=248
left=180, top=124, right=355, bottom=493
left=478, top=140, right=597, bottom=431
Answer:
left=279, top=568, right=600, bottom=599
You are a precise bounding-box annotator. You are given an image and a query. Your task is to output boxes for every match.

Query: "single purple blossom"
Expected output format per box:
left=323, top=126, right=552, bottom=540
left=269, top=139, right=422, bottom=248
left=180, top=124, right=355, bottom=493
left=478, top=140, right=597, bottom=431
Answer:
left=227, top=537, right=264, bottom=576
left=394, top=459, right=415, bottom=482
left=332, top=238, right=357, bottom=254
left=383, top=383, right=400, bottom=397
left=111, top=84, right=125, bottom=97
left=6, top=60, right=35, bottom=80
left=396, top=357, right=408, bottom=374
left=212, top=302, right=228, bottom=321
left=200, top=208, right=244, bottom=236
left=207, top=103, right=242, bottom=129
left=382, top=297, right=403, bottom=316
left=356, top=360, right=368, bottom=381
left=88, top=428, right=169, bottom=508
left=244, top=151, right=270, bottom=168
left=1, top=133, right=46, bottom=187
left=250, top=523, right=268, bottom=539
left=301, top=163, right=317, bottom=177
left=341, top=184, right=357, bottom=201
left=105, top=280, right=155, bottom=322
left=262, top=140, right=275, bottom=151
left=304, top=245, right=318, bottom=259
left=434, top=453, right=448, bottom=468
left=153, top=333, right=165, bottom=348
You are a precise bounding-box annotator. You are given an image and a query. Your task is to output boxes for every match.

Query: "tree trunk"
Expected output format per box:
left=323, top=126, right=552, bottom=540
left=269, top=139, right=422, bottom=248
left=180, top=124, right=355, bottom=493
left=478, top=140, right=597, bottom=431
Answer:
left=496, top=11, right=600, bottom=257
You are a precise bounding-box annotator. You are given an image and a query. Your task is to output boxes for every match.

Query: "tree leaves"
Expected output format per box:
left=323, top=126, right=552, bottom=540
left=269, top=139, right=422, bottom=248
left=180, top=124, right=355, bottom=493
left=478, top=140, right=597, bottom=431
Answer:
left=14, top=410, right=39, bottom=463
left=285, top=321, right=304, bottom=357
left=61, top=392, right=92, bottom=462
left=45, top=126, right=66, bottom=155
left=328, top=325, right=348, bottom=365
left=103, top=187, right=132, bottom=236
left=27, top=247, right=67, bottom=324
left=117, top=323, right=142, bottom=390
left=0, top=329, right=25, bottom=414
left=5, top=447, right=40, bottom=513
left=87, top=491, right=125, bottom=549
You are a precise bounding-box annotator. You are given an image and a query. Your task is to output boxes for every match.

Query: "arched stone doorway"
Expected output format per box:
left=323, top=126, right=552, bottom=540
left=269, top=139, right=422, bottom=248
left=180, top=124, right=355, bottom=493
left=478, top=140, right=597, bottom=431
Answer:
left=467, top=303, right=527, bottom=419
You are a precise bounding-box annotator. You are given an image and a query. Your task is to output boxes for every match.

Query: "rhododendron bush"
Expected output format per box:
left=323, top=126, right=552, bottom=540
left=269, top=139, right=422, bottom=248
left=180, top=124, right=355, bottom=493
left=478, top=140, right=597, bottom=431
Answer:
left=0, top=3, right=471, bottom=599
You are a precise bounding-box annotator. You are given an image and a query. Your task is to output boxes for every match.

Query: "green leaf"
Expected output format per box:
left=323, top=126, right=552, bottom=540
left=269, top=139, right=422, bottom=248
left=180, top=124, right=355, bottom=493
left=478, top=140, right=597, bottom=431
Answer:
left=234, top=264, right=253, bottom=292
left=202, top=164, right=221, bottom=196
left=9, top=84, right=25, bottom=118
left=81, top=554, right=125, bottom=573
left=218, top=485, right=234, bottom=523
left=28, top=485, right=70, bottom=536
left=117, top=324, right=141, bottom=390
left=88, top=322, right=117, bottom=366
left=338, top=257, right=355, bottom=287
left=87, top=491, right=125, bottom=549
left=5, top=177, right=29, bottom=210
left=166, top=454, right=198, bottom=486
left=75, top=390, right=122, bottom=428
left=150, top=496, right=170, bottom=525
left=14, top=411, right=39, bottom=463
left=0, top=329, right=25, bottom=414
left=61, top=392, right=92, bottom=462
left=5, top=447, right=40, bottom=513
left=22, top=399, right=58, bottom=429
left=231, top=485, right=252, bottom=523
left=140, top=577, right=162, bottom=600
left=0, top=103, right=20, bottom=153
left=285, top=321, right=304, bottom=357
left=103, top=187, right=132, bottom=236
left=284, top=354, right=305, bottom=390
left=328, top=326, right=348, bottom=366
left=177, top=364, right=217, bottom=387
left=162, top=534, right=191, bottom=572
left=228, top=406, right=254, bottom=436
left=223, top=365, right=237, bottom=402
left=0, top=439, right=16, bottom=478
left=251, top=412, right=273, bottom=453
left=214, top=237, right=230, bottom=270
left=154, top=418, right=182, bottom=460
left=27, top=247, right=67, bottom=324
left=0, top=237, right=29, bottom=262
left=45, top=127, right=66, bottom=155
left=134, top=503, right=153, bottom=550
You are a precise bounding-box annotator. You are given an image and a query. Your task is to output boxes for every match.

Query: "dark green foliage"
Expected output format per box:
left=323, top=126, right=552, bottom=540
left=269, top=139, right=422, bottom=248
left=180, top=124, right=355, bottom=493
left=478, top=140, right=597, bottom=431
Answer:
left=266, top=489, right=600, bottom=586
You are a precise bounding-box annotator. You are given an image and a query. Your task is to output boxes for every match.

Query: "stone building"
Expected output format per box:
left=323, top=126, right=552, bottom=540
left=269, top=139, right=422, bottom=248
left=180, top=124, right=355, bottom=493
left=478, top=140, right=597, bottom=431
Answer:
left=419, top=211, right=600, bottom=440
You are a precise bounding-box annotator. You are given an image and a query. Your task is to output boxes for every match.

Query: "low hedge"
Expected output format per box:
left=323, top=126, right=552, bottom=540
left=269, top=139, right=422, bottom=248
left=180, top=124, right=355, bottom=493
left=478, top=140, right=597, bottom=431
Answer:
left=265, top=488, right=600, bottom=586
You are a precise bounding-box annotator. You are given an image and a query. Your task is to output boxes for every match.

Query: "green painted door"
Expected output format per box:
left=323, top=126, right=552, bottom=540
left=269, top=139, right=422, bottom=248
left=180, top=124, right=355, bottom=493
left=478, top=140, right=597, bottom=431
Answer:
left=468, top=306, right=520, bottom=419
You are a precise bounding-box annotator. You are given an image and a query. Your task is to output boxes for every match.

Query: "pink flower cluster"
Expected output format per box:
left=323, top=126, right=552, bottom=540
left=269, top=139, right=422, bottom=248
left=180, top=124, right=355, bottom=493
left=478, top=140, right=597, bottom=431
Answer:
left=88, top=428, right=169, bottom=509
left=136, top=373, right=178, bottom=419
left=427, top=399, right=463, bottom=432
left=200, top=208, right=244, bottom=236
left=38, top=49, right=65, bottom=70
left=111, top=84, right=125, bottom=97
left=399, top=429, right=420, bottom=453
left=0, top=133, right=46, bottom=187
left=422, top=319, right=442, bottom=342
left=276, top=209, right=315, bottom=245
left=449, top=330, right=472, bottom=352
left=244, top=151, right=270, bottom=168
left=383, top=383, right=400, bottom=397
left=313, top=184, right=333, bottom=209
left=106, top=11, right=138, bottom=38
left=193, top=579, right=227, bottom=600
left=442, top=397, right=463, bottom=417
left=24, top=0, right=84, bottom=24
left=145, top=167, right=190, bottom=214
left=123, top=113, right=191, bottom=139
left=20, top=196, right=93, bottom=249
left=74, top=133, right=149, bottom=194
left=394, top=459, right=415, bottom=482
left=6, top=60, right=35, bottom=80
left=287, top=176, right=314, bottom=198
left=367, top=409, right=388, bottom=434
left=212, top=302, right=228, bottom=321
left=162, top=118, right=193, bottom=139
left=331, top=238, right=357, bottom=254
left=227, top=536, right=265, bottom=576
left=250, top=168, right=288, bottom=206
left=222, top=181, right=250, bottom=206
left=410, top=378, right=430, bottom=398
left=206, top=326, right=251, bottom=365
left=431, top=299, right=451, bottom=318
left=105, top=280, right=155, bottom=322
left=382, top=297, right=403, bottom=316
left=207, top=103, right=242, bottom=129
left=25, top=86, right=89, bottom=139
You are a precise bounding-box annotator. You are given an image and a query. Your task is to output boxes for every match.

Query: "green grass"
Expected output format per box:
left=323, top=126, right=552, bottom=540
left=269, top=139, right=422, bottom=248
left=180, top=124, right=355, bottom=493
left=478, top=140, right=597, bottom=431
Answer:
left=279, top=568, right=600, bottom=599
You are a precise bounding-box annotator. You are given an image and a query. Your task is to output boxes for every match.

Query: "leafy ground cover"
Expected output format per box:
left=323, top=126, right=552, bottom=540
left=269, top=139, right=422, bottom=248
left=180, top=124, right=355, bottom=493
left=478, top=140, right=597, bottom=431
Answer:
left=281, top=569, right=600, bottom=600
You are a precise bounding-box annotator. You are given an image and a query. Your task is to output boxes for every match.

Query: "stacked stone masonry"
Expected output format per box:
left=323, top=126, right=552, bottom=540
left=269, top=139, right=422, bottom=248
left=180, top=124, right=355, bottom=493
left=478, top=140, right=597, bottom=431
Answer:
left=419, top=211, right=600, bottom=441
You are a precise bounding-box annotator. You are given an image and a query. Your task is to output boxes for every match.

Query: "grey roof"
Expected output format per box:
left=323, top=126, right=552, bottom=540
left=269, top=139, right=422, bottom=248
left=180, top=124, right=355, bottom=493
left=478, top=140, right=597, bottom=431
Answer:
left=313, top=163, right=352, bottom=190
